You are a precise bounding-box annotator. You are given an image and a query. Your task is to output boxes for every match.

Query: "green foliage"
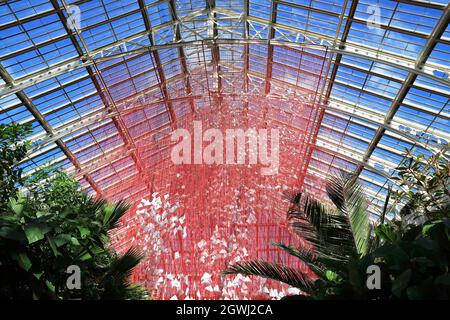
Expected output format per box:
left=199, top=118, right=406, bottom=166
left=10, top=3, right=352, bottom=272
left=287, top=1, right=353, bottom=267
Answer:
left=0, top=122, right=32, bottom=211
left=0, top=123, right=147, bottom=300
left=100, top=248, right=145, bottom=299
left=278, top=217, right=450, bottom=299
left=392, top=148, right=450, bottom=221
left=223, top=260, right=314, bottom=293
left=375, top=224, right=400, bottom=244
left=224, top=149, right=450, bottom=300
left=331, top=150, right=450, bottom=300
left=0, top=173, right=147, bottom=299
left=353, top=218, right=450, bottom=299
left=223, top=171, right=372, bottom=296
left=325, top=171, right=371, bottom=255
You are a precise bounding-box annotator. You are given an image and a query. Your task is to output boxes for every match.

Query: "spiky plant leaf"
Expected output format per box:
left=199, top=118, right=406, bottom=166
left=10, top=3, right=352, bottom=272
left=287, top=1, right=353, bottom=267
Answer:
left=103, top=200, right=131, bottom=230
left=325, top=171, right=370, bottom=256
left=288, top=194, right=356, bottom=261
left=223, top=260, right=314, bottom=292
left=271, top=242, right=327, bottom=278
left=101, top=247, right=144, bottom=299
left=288, top=195, right=330, bottom=231
left=104, top=247, right=143, bottom=280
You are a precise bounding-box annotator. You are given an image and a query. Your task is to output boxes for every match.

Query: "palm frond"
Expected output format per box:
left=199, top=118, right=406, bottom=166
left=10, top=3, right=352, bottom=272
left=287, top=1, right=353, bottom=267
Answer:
left=84, top=196, right=108, bottom=216
left=125, top=284, right=148, bottom=300
left=106, top=247, right=143, bottom=279
left=287, top=194, right=346, bottom=252
left=271, top=243, right=327, bottom=278
left=223, top=260, right=314, bottom=292
left=101, top=247, right=144, bottom=299
left=288, top=195, right=330, bottom=231
left=221, top=172, right=373, bottom=295
left=283, top=192, right=302, bottom=205
left=325, top=171, right=370, bottom=256
left=103, top=200, right=131, bottom=230
left=289, top=201, right=356, bottom=260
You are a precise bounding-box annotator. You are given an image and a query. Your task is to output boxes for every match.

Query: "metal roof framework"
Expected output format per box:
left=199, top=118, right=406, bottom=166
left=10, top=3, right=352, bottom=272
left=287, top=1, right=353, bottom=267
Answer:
left=1, top=0, right=449, bottom=220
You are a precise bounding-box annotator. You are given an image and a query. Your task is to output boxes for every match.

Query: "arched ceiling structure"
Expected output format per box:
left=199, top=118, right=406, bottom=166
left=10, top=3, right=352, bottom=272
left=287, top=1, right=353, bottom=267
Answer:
left=2, top=0, right=449, bottom=220
left=1, top=0, right=450, bottom=300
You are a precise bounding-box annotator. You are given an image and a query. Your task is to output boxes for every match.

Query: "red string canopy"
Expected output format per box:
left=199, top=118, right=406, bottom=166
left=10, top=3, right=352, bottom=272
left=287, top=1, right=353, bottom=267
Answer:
left=109, top=46, right=328, bottom=299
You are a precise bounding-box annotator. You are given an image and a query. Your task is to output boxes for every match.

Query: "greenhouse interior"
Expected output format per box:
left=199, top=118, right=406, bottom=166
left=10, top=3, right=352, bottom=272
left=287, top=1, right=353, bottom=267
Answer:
left=0, top=0, right=449, bottom=301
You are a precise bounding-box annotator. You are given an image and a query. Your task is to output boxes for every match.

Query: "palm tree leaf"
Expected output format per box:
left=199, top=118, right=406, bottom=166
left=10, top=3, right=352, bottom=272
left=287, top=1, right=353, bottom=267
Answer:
left=287, top=194, right=354, bottom=256
left=289, top=212, right=356, bottom=260
left=271, top=243, right=327, bottom=278
left=103, top=200, right=131, bottom=230
left=221, top=171, right=372, bottom=294
left=283, top=191, right=302, bottom=205
left=84, top=196, right=108, bottom=217
left=103, top=247, right=143, bottom=282
left=100, top=247, right=144, bottom=299
left=223, top=260, right=314, bottom=292
left=288, top=193, right=356, bottom=256
left=325, top=171, right=370, bottom=256
left=288, top=195, right=330, bottom=231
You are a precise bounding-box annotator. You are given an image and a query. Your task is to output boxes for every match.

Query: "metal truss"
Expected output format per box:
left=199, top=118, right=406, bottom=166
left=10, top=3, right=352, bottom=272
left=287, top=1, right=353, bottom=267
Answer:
left=0, top=64, right=103, bottom=195
left=2, top=0, right=449, bottom=200
left=1, top=5, right=449, bottom=100
left=55, top=0, right=153, bottom=192
left=354, top=4, right=450, bottom=177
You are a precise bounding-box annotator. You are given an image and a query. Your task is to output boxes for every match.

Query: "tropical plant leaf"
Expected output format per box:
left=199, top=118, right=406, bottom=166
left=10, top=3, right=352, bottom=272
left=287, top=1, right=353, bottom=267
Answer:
left=223, top=260, right=314, bottom=291
left=100, top=247, right=144, bottom=299
left=102, top=200, right=130, bottom=230
left=46, top=235, right=60, bottom=256
left=271, top=242, right=326, bottom=278
left=325, top=171, right=370, bottom=256
left=288, top=195, right=327, bottom=225
left=375, top=224, right=399, bottom=244
left=8, top=193, right=26, bottom=215
left=11, top=251, right=32, bottom=271
left=53, top=234, right=72, bottom=247
left=392, top=268, right=412, bottom=298
left=103, top=247, right=143, bottom=283
left=77, top=226, right=90, bottom=238
left=0, top=225, right=25, bottom=241
left=289, top=213, right=356, bottom=262
left=24, top=224, right=48, bottom=244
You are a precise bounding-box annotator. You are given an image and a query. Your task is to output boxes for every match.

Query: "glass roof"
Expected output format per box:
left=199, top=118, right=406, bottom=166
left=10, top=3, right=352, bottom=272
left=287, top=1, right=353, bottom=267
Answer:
left=1, top=0, right=449, bottom=220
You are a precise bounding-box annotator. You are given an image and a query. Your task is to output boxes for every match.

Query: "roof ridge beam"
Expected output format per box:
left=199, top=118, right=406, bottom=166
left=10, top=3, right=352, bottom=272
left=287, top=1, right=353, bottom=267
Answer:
left=354, top=4, right=450, bottom=177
